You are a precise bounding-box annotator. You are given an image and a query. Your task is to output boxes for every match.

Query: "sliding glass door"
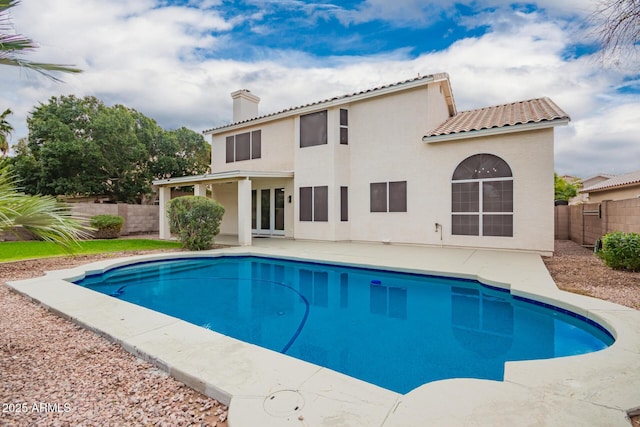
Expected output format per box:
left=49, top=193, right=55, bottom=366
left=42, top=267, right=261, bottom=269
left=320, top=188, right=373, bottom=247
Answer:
left=252, top=188, right=285, bottom=236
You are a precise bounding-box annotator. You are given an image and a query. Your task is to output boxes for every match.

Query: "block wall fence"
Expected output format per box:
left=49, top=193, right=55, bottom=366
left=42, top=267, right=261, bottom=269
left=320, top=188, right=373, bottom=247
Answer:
left=69, top=203, right=159, bottom=236
left=555, top=198, right=640, bottom=246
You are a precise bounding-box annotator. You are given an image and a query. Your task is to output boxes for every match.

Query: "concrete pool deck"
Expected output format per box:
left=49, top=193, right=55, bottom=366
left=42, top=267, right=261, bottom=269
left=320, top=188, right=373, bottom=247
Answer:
left=6, top=239, right=640, bottom=426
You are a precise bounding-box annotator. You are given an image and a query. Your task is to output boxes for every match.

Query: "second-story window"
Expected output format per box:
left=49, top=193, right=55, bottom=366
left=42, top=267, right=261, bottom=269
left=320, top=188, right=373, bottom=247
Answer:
left=226, top=130, right=261, bottom=163
left=300, top=110, right=327, bottom=147
left=340, top=109, right=348, bottom=145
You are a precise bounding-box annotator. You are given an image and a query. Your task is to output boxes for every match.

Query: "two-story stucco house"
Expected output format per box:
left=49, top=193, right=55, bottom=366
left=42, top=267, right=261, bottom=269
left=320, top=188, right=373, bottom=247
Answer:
left=154, top=73, right=569, bottom=254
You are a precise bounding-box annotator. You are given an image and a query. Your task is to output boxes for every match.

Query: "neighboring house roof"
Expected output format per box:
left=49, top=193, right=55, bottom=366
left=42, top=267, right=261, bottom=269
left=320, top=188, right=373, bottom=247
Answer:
left=422, top=97, right=570, bottom=143
left=204, top=73, right=454, bottom=134
left=580, top=170, right=640, bottom=193
left=582, top=173, right=616, bottom=182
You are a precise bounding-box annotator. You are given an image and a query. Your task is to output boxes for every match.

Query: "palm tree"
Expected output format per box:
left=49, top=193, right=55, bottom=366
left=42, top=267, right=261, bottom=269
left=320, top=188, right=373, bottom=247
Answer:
left=0, top=2, right=89, bottom=248
left=0, top=168, right=92, bottom=248
left=0, top=108, right=13, bottom=157
left=1, top=0, right=82, bottom=81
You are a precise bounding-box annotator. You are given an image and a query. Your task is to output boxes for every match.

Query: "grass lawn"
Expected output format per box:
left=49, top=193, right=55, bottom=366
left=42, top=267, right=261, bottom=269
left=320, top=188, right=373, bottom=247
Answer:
left=0, top=239, right=183, bottom=262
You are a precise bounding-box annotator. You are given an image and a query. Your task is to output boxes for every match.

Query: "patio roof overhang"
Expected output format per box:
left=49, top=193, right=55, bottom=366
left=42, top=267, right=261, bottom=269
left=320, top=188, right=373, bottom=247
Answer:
left=153, top=170, right=294, bottom=187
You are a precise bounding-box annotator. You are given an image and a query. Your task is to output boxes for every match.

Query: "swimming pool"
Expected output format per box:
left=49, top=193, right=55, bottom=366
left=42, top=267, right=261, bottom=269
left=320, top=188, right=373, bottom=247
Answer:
left=74, top=255, right=613, bottom=394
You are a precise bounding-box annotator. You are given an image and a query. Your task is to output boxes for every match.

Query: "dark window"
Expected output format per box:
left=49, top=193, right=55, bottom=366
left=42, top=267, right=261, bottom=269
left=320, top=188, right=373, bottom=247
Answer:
left=340, top=109, right=348, bottom=126
left=235, top=132, right=251, bottom=161
left=340, top=186, right=348, bottom=221
left=299, top=186, right=328, bottom=222
left=225, top=136, right=234, bottom=163
left=300, top=110, right=328, bottom=147
left=275, top=188, right=284, bottom=231
left=261, top=189, right=270, bottom=230
left=452, top=153, right=512, bottom=180
left=388, top=181, right=407, bottom=212
left=225, top=130, right=261, bottom=162
left=451, top=154, right=513, bottom=237
left=370, top=182, right=387, bottom=212
left=251, top=130, right=261, bottom=159
left=483, top=180, right=513, bottom=212
left=452, top=182, right=479, bottom=213
left=483, top=214, right=513, bottom=237
left=452, top=215, right=480, bottom=236
left=251, top=190, right=257, bottom=229
left=371, top=181, right=407, bottom=213
left=340, top=109, right=348, bottom=145
left=340, top=128, right=348, bottom=145
left=313, top=186, right=328, bottom=222
left=299, top=187, right=313, bottom=222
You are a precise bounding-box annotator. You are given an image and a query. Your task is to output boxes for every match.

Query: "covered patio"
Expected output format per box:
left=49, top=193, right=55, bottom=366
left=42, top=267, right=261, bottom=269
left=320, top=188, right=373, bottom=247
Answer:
left=154, top=170, right=294, bottom=245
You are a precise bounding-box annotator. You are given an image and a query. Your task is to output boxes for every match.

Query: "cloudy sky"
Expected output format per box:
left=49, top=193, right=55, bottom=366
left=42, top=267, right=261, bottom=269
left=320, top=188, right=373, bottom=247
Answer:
left=1, top=0, right=638, bottom=178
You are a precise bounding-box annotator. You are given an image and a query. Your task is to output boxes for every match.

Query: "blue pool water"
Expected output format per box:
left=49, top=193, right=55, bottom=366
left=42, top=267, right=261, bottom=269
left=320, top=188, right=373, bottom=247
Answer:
left=74, top=256, right=614, bottom=394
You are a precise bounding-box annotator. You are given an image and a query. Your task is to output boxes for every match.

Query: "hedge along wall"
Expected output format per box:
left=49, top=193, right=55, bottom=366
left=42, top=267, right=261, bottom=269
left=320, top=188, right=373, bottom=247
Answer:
left=69, top=203, right=159, bottom=236
left=555, top=198, right=640, bottom=246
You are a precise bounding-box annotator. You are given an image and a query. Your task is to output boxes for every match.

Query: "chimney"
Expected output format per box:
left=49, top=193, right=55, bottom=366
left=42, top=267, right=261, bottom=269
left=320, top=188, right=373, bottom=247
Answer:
left=231, top=89, right=260, bottom=122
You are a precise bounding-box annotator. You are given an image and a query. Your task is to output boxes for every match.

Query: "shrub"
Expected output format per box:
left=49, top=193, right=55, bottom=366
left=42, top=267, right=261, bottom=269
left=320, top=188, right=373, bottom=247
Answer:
left=167, top=196, right=225, bottom=250
left=89, top=214, right=124, bottom=239
left=598, top=231, right=640, bottom=272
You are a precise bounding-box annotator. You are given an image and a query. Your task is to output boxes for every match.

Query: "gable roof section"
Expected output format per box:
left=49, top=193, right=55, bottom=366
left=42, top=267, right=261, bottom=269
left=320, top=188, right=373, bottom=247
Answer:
left=204, top=73, right=454, bottom=134
left=582, top=173, right=616, bottom=182
left=580, top=170, right=640, bottom=193
left=423, top=97, right=570, bottom=143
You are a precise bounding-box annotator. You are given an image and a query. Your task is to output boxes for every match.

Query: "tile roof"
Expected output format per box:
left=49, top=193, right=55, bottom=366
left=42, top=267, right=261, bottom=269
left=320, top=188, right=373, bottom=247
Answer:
left=424, top=97, right=569, bottom=139
left=204, top=73, right=451, bottom=133
left=581, top=170, right=640, bottom=193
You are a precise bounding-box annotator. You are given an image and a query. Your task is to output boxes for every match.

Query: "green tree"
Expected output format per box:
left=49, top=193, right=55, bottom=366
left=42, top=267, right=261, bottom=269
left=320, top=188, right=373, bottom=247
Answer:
left=1, top=1, right=89, bottom=249
left=149, top=126, right=210, bottom=180
left=554, top=173, right=580, bottom=201
left=0, top=107, right=12, bottom=157
left=10, top=137, right=39, bottom=193
left=23, top=96, right=156, bottom=202
left=0, top=0, right=81, bottom=80
left=93, top=105, right=152, bottom=203
left=17, top=95, right=208, bottom=203
left=26, top=95, right=108, bottom=197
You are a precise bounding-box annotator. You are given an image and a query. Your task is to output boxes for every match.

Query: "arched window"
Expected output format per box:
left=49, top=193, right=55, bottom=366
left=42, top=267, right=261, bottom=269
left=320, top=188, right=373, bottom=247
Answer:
left=451, top=154, right=513, bottom=237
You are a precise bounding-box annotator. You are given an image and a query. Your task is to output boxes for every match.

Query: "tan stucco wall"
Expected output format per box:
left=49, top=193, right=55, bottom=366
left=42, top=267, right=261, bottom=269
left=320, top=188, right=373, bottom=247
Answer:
left=205, top=80, right=556, bottom=254
left=211, top=118, right=295, bottom=173
left=214, top=182, right=239, bottom=235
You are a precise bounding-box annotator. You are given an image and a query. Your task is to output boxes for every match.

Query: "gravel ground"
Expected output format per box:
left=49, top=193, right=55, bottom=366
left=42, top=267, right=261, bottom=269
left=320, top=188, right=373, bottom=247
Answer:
left=1, top=241, right=639, bottom=426
left=0, top=251, right=228, bottom=427
left=542, top=240, right=640, bottom=310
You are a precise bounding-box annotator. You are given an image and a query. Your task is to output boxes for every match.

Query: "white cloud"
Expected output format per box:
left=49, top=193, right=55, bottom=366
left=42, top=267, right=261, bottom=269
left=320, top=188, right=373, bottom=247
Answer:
left=334, top=0, right=599, bottom=28
left=1, top=1, right=637, bottom=178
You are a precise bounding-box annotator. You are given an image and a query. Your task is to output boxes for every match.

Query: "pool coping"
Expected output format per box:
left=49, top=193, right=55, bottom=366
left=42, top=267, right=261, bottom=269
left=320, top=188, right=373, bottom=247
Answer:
left=6, top=240, right=640, bottom=426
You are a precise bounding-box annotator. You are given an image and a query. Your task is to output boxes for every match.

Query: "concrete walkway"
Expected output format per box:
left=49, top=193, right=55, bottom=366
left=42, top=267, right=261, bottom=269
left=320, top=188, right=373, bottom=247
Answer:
left=7, top=239, right=640, bottom=426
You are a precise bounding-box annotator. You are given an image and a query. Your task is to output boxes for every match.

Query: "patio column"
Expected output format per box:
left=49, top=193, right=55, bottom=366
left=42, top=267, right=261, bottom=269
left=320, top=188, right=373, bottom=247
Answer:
left=237, top=178, right=252, bottom=246
left=194, top=183, right=207, bottom=197
left=158, top=186, right=171, bottom=240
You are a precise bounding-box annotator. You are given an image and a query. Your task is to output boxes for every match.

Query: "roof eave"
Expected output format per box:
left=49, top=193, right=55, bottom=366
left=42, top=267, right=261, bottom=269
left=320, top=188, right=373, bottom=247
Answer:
left=422, top=118, right=570, bottom=144
left=205, top=74, right=451, bottom=135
